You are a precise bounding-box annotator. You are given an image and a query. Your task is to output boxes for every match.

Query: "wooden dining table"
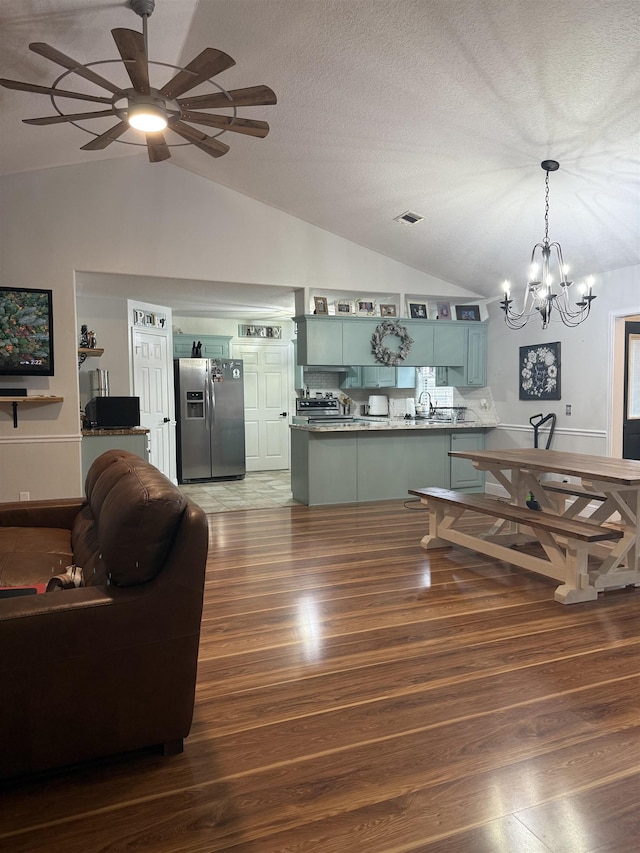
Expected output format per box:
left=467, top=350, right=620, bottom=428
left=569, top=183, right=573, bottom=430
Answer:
left=448, top=447, right=640, bottom=597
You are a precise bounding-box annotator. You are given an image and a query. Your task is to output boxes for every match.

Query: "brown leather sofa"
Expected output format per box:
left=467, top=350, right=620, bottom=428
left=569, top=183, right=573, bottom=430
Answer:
left=0, top=449, right=208, bottom=780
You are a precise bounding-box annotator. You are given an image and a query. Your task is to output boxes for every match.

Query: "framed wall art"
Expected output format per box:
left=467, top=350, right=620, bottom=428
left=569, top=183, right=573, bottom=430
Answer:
left=379, top=303, right=397, bottom=318
left=408, top=302, right=428, bottom=319
left=436, top=301, right=451, bottom=320
left=335, top=300, right=353, bottom=314
left=519, top=342, right=561, bottom=400
left=455, top=304, right=480, bottom=321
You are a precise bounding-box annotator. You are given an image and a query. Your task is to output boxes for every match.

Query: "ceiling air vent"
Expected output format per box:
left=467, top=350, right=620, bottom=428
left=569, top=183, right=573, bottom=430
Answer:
left=394, top=211, right=425, bottom=226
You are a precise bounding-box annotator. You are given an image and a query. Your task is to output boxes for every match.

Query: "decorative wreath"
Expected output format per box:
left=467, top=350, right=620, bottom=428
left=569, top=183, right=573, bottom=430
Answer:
left=371, top=320, right=414, bottom=366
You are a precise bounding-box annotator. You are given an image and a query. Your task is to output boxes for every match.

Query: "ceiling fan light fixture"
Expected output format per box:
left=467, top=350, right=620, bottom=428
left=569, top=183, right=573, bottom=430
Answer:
left=127, top=99, right=167, bottom=132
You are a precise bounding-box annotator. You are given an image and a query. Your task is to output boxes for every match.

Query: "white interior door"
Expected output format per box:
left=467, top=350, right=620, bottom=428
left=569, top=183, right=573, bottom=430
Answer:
left=233, top=342, right=290, bottom=471
left=132, top=328, right=174, bottom=479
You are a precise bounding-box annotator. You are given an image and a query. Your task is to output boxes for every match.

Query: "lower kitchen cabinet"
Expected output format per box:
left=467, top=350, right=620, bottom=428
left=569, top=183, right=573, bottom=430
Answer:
left=291, top=431, right=357, bottom=505
left=357, top=431, right=448, bottom=500
left=450, top=430, right=485, bottom=490
left=291, top=427, right=487, bottom=505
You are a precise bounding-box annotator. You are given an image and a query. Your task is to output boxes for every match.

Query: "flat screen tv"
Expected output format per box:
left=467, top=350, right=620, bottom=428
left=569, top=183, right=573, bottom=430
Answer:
left=0, top=287, right=54, bottom=376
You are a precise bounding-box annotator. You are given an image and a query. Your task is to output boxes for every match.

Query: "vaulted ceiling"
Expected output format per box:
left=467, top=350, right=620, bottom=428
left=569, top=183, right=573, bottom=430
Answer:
left=1, top=0, right=639, bottom=310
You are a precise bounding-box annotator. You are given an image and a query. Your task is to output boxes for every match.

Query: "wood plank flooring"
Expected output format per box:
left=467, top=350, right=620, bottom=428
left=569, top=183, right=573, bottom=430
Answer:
left=1, top=499, right=639, bottom=852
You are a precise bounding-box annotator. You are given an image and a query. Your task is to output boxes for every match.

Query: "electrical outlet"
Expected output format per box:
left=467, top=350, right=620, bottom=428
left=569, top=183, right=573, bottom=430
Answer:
left=565, top=404, right=571, bottom=416
left=19, top=491, right=30, bottom=501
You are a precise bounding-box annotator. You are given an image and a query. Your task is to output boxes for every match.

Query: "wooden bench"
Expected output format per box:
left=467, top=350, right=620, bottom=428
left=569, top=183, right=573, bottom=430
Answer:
left=538, top=481, right=606, bottom=518
left=408, top=487, right=623, bottom=604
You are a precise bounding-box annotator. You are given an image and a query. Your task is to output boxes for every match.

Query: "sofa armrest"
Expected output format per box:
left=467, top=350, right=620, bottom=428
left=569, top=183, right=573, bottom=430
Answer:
left=0, top=498, right=85, bottom=530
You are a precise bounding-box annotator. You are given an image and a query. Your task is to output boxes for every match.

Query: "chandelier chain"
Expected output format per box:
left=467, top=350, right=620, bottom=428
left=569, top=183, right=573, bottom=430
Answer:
left=544, top=170, right=550, bottom=244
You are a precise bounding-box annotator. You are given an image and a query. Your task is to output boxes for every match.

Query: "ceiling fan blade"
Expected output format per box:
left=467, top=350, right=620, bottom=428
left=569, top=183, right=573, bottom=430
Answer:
left=177, top=85, right=277, bottom=110
left=146, top=131, right=171, bottom=163
left=23, top=110, right=115, bottom=126
left=80, top=121, right=129, bottom=151
left=180, top=111, right=269, bottom=137
left=159, top=48, right=236, bottom=100
left=0, top=78, right=113, bottom=104
left=170, top=120, right=230, bottom=157
left=111, top=28, right=149, bottom=95
left=29, top=42, right=124, bottom=96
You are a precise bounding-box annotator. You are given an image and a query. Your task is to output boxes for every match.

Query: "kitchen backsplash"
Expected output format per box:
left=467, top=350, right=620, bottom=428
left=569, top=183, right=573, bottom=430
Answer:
left=297, top=370, right=499, bottom=426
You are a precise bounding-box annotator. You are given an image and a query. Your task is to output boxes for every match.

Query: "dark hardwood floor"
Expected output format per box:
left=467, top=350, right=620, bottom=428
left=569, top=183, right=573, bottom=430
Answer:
left=1, top=499, right=639, bottom=852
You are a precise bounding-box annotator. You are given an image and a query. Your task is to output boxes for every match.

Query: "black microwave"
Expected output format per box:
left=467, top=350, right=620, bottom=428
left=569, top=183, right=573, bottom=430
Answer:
left=85, top=397, right=140, bottom=429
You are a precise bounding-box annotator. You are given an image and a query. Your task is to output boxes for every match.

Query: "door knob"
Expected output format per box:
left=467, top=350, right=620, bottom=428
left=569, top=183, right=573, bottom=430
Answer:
left=163, top=417, right=170, bottom=423
left=279, top=411, right=288, bottom=417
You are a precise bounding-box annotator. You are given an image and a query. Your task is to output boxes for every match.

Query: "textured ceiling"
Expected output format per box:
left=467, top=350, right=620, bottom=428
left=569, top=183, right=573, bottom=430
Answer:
left=1, top=0, right=639, bottom=314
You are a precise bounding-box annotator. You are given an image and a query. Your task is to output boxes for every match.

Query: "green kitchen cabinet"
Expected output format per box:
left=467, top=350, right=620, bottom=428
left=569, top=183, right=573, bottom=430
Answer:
left=173, top=334, right=231, bottom=359
left=433, top=324, right=465, bottom=366
left=401, top=321, right=435, bottom=366
left=341, top=318, right=434, bottom=367
left=464, top=324, right=487, bottom=386
left=435, top=325, right=487, bottom=387
left=340, top=365, right=416, bottom=389
left=293, top=341, right=304, bottom=390
left=296, top=317, right=344, bottom=365
left=291, top=430, right=358, bottom=505
left=361, top=365, right=396, bottom=388
left=342, top=319, right=381, bottom=365
left=450, top=430, right=485, bottom=490
left=357, top=430, right=448, bottom=500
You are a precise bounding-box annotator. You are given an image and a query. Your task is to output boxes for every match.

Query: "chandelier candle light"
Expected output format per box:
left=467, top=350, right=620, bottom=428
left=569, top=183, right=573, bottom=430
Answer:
left=500, top=160, right=596, bottom=330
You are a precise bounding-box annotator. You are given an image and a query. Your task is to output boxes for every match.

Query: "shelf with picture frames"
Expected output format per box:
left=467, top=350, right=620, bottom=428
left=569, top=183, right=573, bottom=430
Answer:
left=296, top=288, right=487, bottom=321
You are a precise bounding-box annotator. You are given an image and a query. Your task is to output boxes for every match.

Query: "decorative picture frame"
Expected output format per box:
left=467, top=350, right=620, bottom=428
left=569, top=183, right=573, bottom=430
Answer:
left=335, top=300, right=353, bottom=315
left=519, top=342, right=561, bottom=400
left=379, top=303, right=397, bottom=318
left=436, top=301, right=451, bottom=320
left=356, top=299, right=377, bottom=316
left=455, top=304, right=481, bottom=321
left=408, top=302, right=428, bottom=319
left=313, top=296, right=329, bottom=315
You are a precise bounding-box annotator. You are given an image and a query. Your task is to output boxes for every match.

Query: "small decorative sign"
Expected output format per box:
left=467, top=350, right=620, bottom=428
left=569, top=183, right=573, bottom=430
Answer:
left=519, top=342, right=561, bottom=400
left=238, top=324, right=282, bottom=339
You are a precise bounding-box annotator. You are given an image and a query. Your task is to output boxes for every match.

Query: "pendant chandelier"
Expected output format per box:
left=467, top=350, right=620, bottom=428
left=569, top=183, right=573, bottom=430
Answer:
left=500, top=160, right=596, bottom=330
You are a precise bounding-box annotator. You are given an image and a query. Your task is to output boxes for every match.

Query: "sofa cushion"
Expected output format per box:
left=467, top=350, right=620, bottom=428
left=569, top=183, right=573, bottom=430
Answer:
left=0, top=527, right=73, bottom=586
left=73, top=451, right=187, bottom=587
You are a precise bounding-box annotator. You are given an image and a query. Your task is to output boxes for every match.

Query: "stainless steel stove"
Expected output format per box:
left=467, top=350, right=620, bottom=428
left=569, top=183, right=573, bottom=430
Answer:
left=294, top=398, right=352, bottom=423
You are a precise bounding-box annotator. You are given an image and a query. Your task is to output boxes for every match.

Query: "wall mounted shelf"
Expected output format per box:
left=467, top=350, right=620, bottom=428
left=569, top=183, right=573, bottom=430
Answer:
left=78, top=347, right=104, bottom=368
left=1, top=396, right=64, bottom=428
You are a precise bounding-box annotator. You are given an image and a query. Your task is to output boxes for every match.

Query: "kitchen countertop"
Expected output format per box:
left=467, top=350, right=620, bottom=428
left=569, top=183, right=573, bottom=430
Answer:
left=82, top=428, right=150, bottom=436
left=290, top=418, right=498, bottom=432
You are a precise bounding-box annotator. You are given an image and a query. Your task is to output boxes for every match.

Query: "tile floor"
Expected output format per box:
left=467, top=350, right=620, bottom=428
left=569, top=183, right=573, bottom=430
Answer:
left=179, top=469, right=299, bottom=513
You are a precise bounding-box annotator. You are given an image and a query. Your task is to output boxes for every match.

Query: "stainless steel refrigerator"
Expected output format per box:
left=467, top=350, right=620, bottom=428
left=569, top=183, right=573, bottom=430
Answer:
left=174, top=358, right=246, bottom=482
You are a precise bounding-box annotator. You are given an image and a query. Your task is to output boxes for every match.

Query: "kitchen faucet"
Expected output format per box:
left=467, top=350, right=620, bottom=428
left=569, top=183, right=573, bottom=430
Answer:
left=418, top=391, right=433, bottom=416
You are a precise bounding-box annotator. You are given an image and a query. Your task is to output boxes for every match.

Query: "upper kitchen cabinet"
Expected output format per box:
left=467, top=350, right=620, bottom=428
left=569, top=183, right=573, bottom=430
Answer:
left=433, top=324, right=465, bottom=366
left=173, top=334, right=231, bottom=359
left=435, top=324, right=487, bottom=387
left=296, top=317, right=344, bottom=366
left=295, top=316, right=485, bottom=380
left=341, top=318, right=435, bottom=367
left=340, top=365, right=416, bottom=389
left=342, top=319, right=381, bottom=364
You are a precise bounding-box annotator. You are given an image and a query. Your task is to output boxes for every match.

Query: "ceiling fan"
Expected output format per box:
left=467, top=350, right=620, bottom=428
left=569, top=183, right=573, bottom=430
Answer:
left=0, top=0, right=277, bottom=163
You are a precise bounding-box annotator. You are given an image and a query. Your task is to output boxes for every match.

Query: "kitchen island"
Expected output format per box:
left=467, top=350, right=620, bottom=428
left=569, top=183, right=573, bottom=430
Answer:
left=290, top=419, right=496, bottom=505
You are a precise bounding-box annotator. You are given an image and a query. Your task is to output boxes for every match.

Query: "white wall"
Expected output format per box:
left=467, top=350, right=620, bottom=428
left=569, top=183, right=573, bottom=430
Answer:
left=0, top=155, right=462, bottom=500
left=485, top=263, right=640, bottom=456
